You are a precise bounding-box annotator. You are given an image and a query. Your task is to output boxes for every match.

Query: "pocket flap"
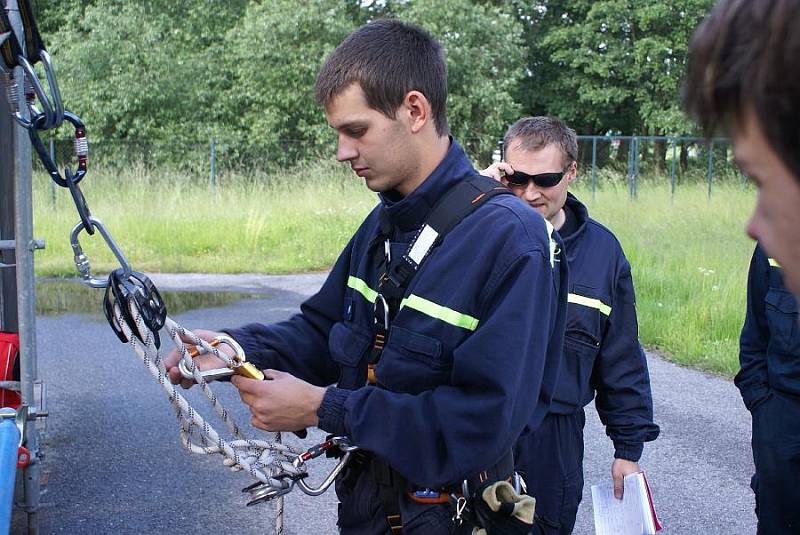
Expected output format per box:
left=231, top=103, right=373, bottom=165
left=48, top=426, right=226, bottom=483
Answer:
left=766, top=288, right=799, bottom=315
left=328, top=321, right=372, bottom=367
left=388, top=326, right=442, bottom=359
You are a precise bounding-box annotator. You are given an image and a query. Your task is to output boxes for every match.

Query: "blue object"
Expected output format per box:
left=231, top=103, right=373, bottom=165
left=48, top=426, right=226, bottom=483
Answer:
left=0, top=411, right=20, bottom=534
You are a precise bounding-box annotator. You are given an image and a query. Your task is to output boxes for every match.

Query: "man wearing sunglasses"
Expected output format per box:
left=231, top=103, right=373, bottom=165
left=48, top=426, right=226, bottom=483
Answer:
left=481, top=116, right=660, bottom=534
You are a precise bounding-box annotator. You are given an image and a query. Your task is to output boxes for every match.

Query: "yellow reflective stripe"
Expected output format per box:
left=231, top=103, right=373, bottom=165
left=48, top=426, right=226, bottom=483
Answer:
left=400, top=294, right=479, bottom=331
left=347, top=276, right=377, bottom=304
left=568, top=293, right=612, bottom=316
left=769, top=258, right=781, bottom=268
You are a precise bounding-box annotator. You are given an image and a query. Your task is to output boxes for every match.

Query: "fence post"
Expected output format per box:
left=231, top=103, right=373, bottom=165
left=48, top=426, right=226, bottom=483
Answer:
left=49, top=137, right=56, bottom=207
left=209, top=137, right=217, bottom=192
left=671, top=137, right=677, bottom=198
left=707, top=139, right=714, bottom=199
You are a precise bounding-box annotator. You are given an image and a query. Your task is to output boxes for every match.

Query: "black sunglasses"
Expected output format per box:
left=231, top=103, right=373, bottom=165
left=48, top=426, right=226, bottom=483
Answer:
left=504, top=170, right=565, bottom=188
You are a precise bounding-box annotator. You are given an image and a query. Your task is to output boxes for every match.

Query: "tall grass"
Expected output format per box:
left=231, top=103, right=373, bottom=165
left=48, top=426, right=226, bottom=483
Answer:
left=34, top=161, right=376, bottom=275
left=33, top=165, right=756, bottom=376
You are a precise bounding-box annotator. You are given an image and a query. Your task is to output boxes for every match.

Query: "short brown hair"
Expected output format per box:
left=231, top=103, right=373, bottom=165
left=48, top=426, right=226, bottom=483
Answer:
left=503, top=116, right=577, bottom=169
left=684, top=0, right=800, bottom=181
left=314, top=18, right=449, bottom=137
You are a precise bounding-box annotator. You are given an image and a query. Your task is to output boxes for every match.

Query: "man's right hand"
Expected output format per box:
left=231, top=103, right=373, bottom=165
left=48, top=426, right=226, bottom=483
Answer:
left=479, top=161, right=515, bottom=182
left=163, top=329, right=231, bottom=389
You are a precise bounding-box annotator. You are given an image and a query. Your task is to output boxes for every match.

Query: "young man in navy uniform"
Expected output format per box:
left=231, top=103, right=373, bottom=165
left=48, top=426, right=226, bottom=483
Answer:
left=164, top=20, right=567, bottom=534
left=736, top=245, right=800, bottom=534
left=482, top=116, right=659, bottom=534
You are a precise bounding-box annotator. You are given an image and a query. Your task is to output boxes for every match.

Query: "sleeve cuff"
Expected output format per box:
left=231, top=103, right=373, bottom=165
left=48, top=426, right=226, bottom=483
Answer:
left=317, top=386, right=351, bottom=437
left=613, top=442, right=644, bottom=462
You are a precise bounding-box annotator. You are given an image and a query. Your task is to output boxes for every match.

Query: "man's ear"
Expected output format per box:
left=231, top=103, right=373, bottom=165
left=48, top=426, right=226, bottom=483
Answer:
left=566, top=161, right=578, bottom=185
left=402, top=90, right=430, bottom=134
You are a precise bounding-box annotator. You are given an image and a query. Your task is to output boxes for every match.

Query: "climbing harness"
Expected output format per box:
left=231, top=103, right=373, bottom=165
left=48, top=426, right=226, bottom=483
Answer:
left=1, top=3, right=355, bottom=532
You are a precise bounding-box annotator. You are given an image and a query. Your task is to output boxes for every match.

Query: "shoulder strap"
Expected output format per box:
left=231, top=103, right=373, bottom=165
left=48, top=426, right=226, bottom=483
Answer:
left=385, top=174, right=512, bottom=291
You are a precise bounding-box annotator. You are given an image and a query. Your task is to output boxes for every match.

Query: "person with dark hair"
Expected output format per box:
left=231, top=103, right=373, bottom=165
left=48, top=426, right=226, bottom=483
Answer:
left=685, top=2, right=800, bottom=532
left=481, top=116, right=659, bottom=534
left=736, top=243, right=800, bottom=534
left=684, top=0, right=800, bottom=300
left=164, top=19, right=567, bottom=534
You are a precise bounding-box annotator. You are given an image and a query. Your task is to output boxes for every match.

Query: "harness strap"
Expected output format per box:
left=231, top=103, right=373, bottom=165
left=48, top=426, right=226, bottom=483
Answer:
left=370, top=450, right=517, bottom=532
left=367, top=175, right=513, bottom=384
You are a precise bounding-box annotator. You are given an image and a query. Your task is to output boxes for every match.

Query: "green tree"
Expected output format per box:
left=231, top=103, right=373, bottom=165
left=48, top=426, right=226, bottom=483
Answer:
left=215, top=0, right=356, bottom=167
left=397, top=0, right=527, bottom=162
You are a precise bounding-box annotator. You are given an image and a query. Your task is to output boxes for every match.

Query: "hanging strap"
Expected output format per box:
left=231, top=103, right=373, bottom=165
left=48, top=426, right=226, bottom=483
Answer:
left=0, top=0, right=44, bottom=69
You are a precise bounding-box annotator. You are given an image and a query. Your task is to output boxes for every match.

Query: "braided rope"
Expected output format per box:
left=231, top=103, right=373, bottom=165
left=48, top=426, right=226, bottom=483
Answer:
left=114, top=298, right=303, bottom=534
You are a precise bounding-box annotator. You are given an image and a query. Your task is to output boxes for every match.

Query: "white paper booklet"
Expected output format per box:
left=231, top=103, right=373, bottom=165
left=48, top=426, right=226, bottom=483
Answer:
left=591, top=471, right=662, bottom=535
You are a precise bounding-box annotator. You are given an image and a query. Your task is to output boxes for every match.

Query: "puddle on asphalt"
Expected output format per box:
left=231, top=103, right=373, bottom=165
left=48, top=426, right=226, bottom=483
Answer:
left=35, top=279, right=266, bottom=317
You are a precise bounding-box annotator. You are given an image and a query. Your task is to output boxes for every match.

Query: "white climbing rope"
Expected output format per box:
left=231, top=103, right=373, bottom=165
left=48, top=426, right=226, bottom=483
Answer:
left=112, top=297, right=305, bottom=534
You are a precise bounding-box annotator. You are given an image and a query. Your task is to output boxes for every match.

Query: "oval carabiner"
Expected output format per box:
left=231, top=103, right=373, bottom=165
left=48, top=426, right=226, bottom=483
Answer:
left=70, top=217, right=133, bottom=289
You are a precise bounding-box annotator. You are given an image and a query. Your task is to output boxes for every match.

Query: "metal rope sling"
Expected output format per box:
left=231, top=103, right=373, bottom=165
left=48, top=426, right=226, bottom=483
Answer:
left=1, top=2, right=358, bottom=532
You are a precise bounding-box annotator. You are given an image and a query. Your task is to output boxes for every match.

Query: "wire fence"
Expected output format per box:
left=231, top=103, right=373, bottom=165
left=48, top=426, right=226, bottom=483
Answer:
left=36, top=134, right=742, bottom=202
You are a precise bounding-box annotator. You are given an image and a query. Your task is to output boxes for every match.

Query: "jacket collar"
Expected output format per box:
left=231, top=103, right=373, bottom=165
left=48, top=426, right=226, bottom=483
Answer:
left=380, top=138, right=474, bottom=232
left=562, top=192, right=590, bottom=245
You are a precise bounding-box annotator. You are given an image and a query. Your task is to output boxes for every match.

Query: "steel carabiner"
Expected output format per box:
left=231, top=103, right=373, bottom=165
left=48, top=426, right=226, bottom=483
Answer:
left=292, top=437, right=359, bottom=497
left=70, top=217, right=133, bottom=289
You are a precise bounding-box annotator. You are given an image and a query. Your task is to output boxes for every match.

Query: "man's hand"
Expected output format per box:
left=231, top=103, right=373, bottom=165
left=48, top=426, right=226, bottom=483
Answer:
left=611, top=459, right=641, bottom=499
left=163, top=329, right=230, bottom=389
left=479, top=161, right=515, bottom=182
left=232, top=370, right=325, bottom=432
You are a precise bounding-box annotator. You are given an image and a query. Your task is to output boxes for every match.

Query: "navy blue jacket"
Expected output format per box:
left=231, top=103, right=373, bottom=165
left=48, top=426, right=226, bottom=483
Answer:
left=225, top=140, right=567, bottom=488
left=736, top=244, right=800, bottom=410
left=549, top=194, right=658, bottom=461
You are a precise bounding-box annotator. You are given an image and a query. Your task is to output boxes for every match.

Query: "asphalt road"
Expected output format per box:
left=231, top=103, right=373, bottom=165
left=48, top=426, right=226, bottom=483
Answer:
left=15, top=273, right=757, bottom=534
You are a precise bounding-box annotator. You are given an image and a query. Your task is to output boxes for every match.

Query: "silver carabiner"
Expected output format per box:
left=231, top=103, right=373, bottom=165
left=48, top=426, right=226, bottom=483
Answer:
left=38, top=50, right=64, bottom=128
left=293, top=446, right=357, bottom=497
left=70, top=217, right=133, bottom=289
left=17, top=56, right=55, bottom=129
left=374, top=294, right=389, bottom=331
left=177, top=361, right=234, bottom=382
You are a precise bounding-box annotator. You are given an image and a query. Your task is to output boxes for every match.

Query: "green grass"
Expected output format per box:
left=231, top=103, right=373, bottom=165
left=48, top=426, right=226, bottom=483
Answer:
left=33, top=161, right=377, bottom=276
left=33, top=164, right=756, bottom=377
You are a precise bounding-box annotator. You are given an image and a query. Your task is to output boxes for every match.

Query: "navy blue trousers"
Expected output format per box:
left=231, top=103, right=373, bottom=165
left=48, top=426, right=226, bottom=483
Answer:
left=751, top=391, right=800, bottom=534
left=514, top=410, right=585, bottom=535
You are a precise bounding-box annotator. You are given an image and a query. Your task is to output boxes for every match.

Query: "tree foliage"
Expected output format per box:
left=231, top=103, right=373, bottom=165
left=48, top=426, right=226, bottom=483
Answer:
left=30, top=0, right=715, bottom=168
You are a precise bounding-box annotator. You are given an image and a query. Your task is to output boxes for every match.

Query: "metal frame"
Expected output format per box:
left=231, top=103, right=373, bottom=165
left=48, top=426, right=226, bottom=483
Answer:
left=1, top=1, right=44, bottom=533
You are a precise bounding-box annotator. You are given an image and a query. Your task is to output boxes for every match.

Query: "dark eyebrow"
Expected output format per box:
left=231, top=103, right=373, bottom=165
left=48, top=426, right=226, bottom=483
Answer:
left=335, top=121, right=368, bottom=132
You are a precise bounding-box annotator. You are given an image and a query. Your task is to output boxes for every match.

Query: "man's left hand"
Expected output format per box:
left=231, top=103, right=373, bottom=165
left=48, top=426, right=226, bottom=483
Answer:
left=231, top=369, right=325, bottom=432
left=611, top=458, right=641, bottom=499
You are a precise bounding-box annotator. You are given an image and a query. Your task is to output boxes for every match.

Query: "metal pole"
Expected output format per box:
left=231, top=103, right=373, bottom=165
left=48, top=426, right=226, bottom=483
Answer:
left=209, top=137, right=216, bottom=191
left=48, top=137, right=55, bottom=207
left=591, top=137, right=597, bottom=201
left=6, top=2, right=42, bottom=532
left=671, top=137, right=677, bottom=198
left=707, top=139, right=714, bottom=200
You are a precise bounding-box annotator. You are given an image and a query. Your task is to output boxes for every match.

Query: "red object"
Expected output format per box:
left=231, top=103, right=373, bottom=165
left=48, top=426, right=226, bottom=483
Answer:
left=16, top=447, right=29, bottom=468
left=0, top=333, right=21, bottom=409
